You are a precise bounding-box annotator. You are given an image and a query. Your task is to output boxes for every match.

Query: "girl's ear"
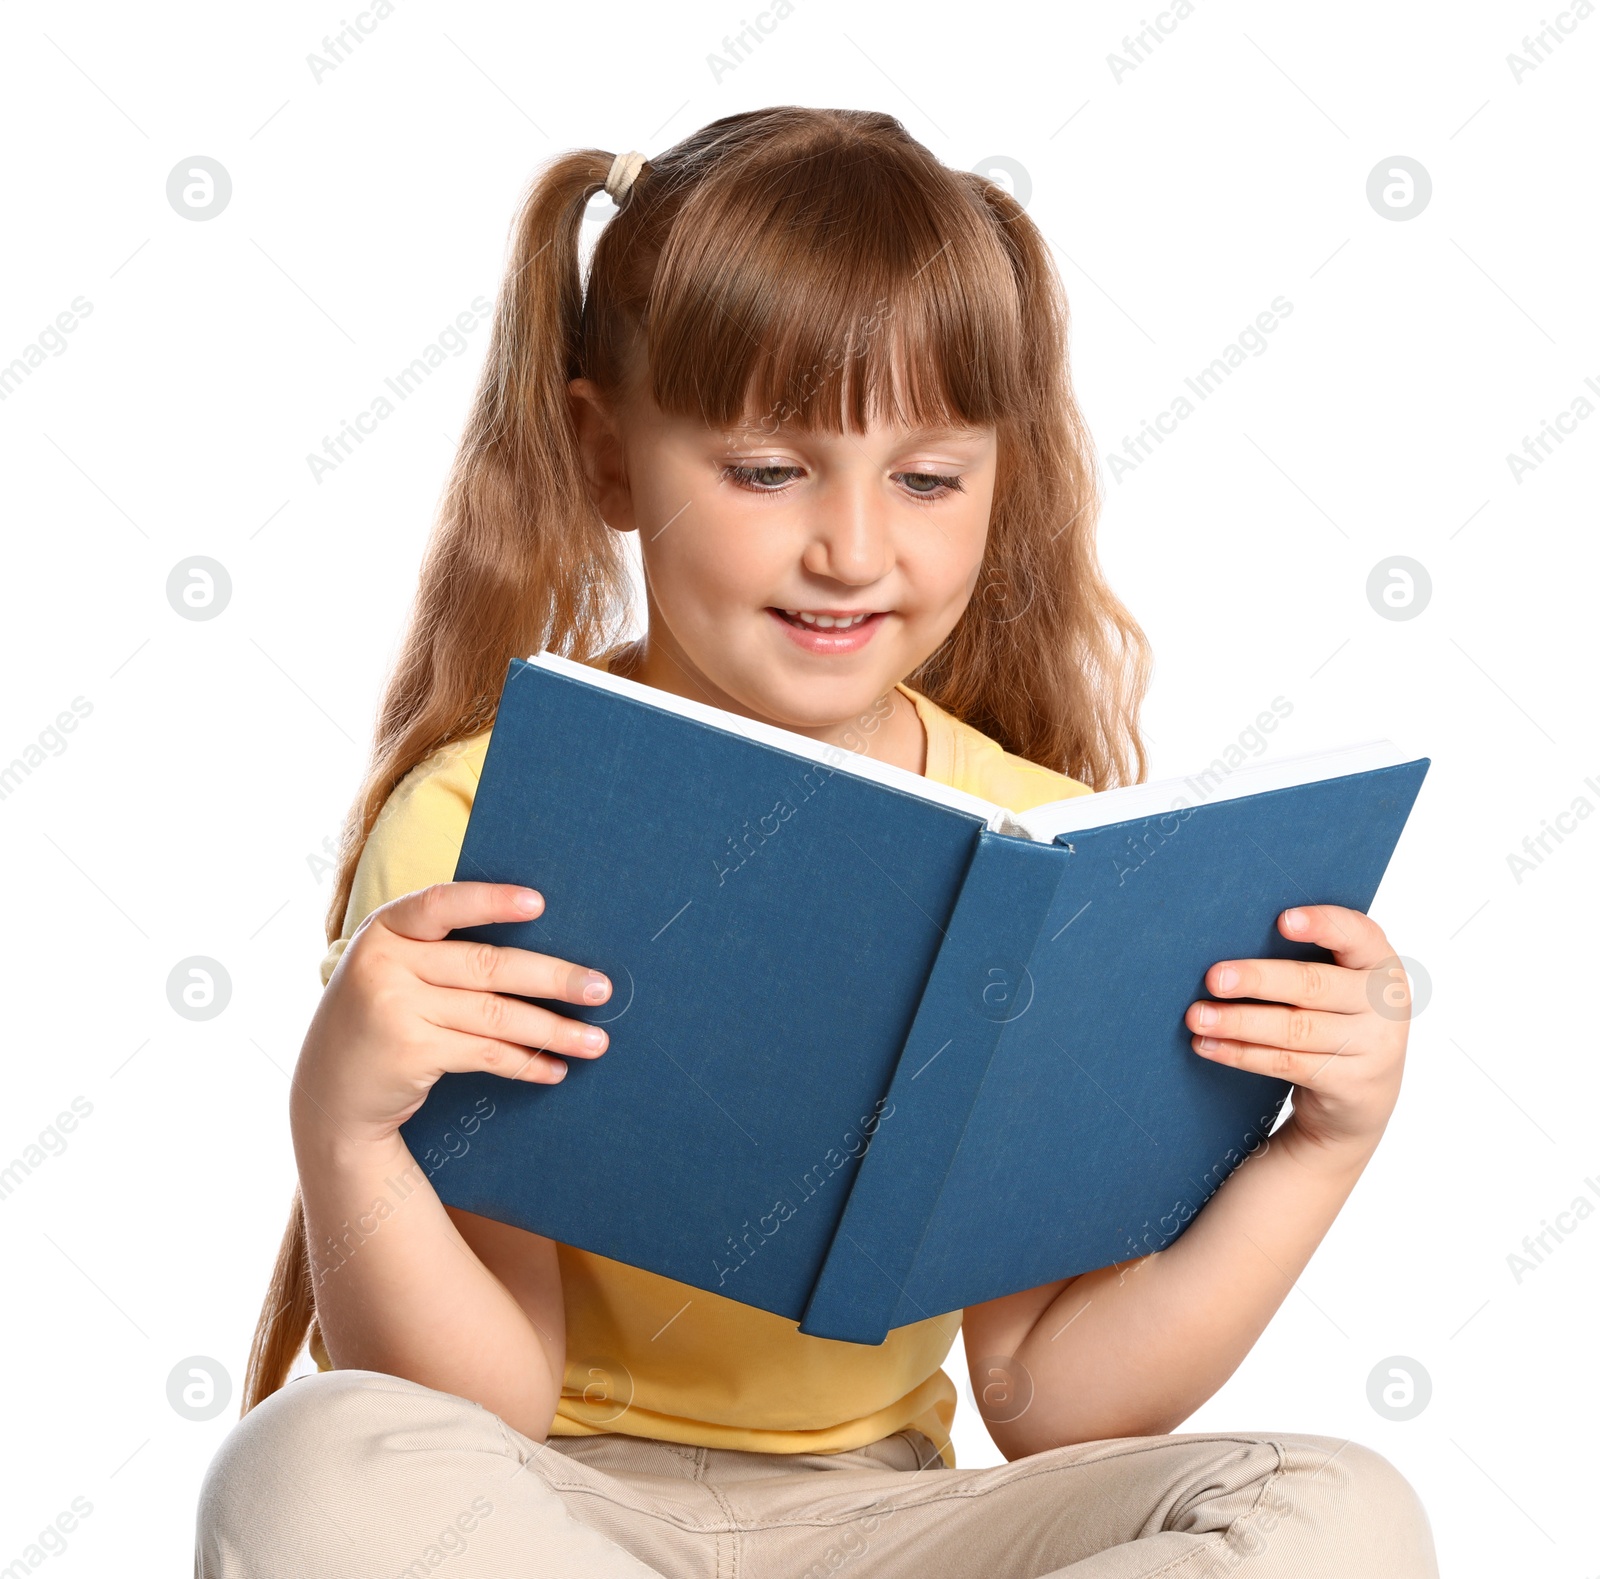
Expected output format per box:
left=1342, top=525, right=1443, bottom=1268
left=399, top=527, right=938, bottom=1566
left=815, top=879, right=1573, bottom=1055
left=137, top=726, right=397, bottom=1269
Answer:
left=567, top=377, right=637, bottom=534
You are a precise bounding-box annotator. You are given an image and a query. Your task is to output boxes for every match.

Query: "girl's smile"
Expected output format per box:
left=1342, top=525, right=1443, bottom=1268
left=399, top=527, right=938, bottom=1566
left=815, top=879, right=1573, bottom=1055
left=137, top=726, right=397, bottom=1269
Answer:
left=766, top=606, right=889, bottom=653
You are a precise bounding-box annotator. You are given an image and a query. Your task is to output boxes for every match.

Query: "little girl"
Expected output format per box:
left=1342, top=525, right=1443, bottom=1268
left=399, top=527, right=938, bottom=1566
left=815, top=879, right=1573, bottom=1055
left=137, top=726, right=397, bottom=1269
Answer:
left=197, top=106, right=1438, bottom=1577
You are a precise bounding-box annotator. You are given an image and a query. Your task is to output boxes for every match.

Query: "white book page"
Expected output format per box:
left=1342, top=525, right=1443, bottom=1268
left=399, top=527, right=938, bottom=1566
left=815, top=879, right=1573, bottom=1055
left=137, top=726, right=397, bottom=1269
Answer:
left=524, top=651, right=1017, bottom=831
left=1013, top=739, right=1413, bottom=844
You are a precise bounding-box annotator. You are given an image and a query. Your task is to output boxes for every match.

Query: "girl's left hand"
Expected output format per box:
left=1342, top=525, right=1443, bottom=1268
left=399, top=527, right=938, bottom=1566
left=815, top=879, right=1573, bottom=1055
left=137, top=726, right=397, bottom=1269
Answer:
left=1184, top=904, right=1414, bottom=1160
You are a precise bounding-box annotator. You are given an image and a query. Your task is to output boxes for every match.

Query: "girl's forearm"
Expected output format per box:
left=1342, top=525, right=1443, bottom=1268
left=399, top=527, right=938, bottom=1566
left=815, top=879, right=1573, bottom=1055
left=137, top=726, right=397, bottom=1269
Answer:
left=987, top=1118, right=1377, bottom=1457
left=293, top=1106, right=564, bottom=1441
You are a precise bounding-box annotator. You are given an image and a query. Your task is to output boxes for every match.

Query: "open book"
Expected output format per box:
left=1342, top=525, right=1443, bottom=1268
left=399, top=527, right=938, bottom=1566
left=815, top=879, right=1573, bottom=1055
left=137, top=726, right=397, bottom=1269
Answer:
left=399, top=653, right=1429, bottom=1343
left=531, top=652, right=1410, bottom=843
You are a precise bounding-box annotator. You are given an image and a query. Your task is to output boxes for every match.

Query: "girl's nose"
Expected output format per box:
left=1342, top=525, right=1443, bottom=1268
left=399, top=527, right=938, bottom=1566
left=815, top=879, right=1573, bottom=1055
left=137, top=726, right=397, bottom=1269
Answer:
left=800, top=484, right=895, bottom=585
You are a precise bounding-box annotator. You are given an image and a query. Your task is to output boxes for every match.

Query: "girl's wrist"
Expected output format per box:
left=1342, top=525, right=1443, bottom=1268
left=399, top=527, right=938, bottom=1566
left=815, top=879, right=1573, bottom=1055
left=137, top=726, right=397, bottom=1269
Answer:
left=291, top=1094, right=412, bottom=1179
left=1272, top=1110, right=1385, bottom=1181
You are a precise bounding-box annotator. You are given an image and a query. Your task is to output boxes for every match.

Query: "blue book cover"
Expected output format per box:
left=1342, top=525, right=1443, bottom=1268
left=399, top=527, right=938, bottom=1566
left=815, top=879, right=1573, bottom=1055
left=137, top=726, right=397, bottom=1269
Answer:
left=399, top=654, right=1429, bottom=1345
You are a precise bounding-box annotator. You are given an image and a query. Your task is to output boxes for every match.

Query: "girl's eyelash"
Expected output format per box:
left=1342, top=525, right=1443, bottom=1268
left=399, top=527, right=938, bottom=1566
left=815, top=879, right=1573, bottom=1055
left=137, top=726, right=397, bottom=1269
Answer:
left=722, top=464, right=803, bottom=491
left=721, top=464, right=965, bottom=499
left=898, top=471, right=965, bottom=499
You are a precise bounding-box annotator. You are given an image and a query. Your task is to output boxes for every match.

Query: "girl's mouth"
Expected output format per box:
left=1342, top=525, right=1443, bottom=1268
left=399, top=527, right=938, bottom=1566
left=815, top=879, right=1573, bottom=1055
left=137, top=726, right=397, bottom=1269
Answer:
left=766, top=607, right=887, bottom=654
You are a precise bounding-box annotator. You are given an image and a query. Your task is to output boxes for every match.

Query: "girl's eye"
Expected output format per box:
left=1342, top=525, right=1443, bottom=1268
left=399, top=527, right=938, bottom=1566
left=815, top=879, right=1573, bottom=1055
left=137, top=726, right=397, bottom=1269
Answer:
left=722, top=464, right=965, bottom=499
left=895, top=471, right=964, bottom=499
left=723, top=463, right=803, bottom=491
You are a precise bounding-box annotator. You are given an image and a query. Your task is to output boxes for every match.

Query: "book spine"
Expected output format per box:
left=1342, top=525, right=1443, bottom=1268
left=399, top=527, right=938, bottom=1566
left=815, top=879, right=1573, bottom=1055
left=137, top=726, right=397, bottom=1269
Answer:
left=797, top=830, right=1067, bottom=1344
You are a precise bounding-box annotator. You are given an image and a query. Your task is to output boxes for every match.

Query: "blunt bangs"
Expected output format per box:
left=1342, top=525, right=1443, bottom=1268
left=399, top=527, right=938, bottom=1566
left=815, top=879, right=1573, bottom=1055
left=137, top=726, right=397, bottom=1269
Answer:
left=640, top=137, right=1029, bottom=438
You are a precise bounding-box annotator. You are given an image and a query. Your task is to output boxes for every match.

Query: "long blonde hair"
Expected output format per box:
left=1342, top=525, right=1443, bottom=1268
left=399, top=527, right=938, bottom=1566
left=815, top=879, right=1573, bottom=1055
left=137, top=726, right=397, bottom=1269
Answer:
left=243, top=105, right=1150, bottom=1412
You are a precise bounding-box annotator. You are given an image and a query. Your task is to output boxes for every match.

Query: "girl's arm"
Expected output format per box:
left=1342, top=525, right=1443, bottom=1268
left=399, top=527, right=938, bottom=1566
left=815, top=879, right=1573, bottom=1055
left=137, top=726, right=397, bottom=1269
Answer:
left=962, top=904, right=1412, bottom=1459
left=291, top=880, right=611, bottom=1443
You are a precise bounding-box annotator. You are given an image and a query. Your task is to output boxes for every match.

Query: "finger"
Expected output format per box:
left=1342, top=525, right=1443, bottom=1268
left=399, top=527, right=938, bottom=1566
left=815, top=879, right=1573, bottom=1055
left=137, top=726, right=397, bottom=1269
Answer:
left=1203, top=955, right=1367, bottom=1013
left=417, top=982, right=609, bottom=1065
left=377, top=881, right=546, bottom=944
left=427, top=1023, right=576, bottom=1085
left=414, top=934, right=611, bottom=1009
left=1191, top=1033, right=1351, bottom=1088
left=1186, top=1000, right=1357, bottom=1055
left=1277, top=904, right=1392, bottom=971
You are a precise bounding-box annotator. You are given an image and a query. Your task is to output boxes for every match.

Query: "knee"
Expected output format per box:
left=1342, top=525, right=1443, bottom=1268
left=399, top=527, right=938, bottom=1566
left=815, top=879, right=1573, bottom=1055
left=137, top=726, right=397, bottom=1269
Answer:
left=197, top=1372, right=384, bottom=1547
left=1274, top=1435, right=1437, bottom=1574
left=1334, top=1439, right=1434, bottom=1532
left=196, top=1370, right=501, bottom=1574
left=200, top=1370, right=401, bottom=1499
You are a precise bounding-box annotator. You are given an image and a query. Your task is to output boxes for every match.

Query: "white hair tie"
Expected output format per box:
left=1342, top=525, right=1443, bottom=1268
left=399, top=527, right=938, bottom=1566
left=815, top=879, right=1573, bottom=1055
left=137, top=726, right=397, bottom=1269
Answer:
left=604, top=150, right=647, bottom=204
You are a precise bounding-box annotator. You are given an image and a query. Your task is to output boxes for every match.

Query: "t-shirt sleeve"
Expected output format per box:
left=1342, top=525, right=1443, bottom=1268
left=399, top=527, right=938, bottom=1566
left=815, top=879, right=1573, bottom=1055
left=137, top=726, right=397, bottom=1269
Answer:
left=317, top=733, right=489, bottom=988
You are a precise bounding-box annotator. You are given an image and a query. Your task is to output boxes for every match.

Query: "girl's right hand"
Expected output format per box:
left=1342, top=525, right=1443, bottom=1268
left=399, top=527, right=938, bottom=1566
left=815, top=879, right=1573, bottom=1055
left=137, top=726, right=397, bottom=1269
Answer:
left=292, top=881, right=611, bottom=1145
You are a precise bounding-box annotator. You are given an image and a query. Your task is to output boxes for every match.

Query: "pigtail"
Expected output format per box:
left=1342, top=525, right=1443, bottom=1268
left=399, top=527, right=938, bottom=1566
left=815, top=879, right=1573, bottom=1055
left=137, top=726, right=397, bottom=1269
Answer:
left=240, top=1192, right=315, bottom=1411
left=242, top=149, right=634, bottom=1414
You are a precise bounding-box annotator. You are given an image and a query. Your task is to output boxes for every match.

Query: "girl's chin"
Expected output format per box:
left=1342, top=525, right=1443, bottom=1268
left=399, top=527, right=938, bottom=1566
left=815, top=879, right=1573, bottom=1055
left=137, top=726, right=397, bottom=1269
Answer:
left=706, top=660, right=900, bottom=736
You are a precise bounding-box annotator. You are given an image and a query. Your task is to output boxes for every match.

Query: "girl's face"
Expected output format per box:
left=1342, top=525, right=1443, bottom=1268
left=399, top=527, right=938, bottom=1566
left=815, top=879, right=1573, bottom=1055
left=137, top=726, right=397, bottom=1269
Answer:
left=569, top=375, right=998, bottom=767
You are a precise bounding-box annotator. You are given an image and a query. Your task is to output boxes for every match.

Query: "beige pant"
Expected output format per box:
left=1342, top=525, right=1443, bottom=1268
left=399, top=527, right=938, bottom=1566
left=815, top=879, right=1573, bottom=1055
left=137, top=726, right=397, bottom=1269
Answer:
left=196, top=1370, right=1437, bottom=1578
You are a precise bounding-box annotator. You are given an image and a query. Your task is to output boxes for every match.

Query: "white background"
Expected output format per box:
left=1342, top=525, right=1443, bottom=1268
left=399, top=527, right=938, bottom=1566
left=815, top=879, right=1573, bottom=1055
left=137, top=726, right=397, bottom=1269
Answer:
left=2, top=1, right=1595, bottom=1573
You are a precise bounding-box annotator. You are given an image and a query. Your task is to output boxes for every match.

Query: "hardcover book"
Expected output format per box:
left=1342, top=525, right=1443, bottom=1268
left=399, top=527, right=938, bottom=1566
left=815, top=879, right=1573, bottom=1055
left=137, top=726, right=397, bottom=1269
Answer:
left=399, top=653, right=1429, bottom=1344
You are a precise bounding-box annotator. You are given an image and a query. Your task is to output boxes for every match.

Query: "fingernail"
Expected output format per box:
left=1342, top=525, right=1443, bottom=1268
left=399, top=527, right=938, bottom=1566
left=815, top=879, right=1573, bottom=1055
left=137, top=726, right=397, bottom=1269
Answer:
left=1194, top=1004, right=1218, bottom=1028
left=580, top=1027, right=607, bottom=1050
left=1196, top=1037, right=1221, bottom=1052
left=582, top=972, right=611, bottom=1004
left=1215, top=966, right=1238, bottom=991
left=514, top=888, right=543, bottom=913
left=1284, top=908, right=1308, bottom=932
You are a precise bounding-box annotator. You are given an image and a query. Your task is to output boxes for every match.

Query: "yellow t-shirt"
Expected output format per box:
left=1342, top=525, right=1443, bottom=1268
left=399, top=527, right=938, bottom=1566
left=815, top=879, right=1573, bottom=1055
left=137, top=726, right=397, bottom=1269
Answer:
left=316, top=663, right=1090, bottom=1468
